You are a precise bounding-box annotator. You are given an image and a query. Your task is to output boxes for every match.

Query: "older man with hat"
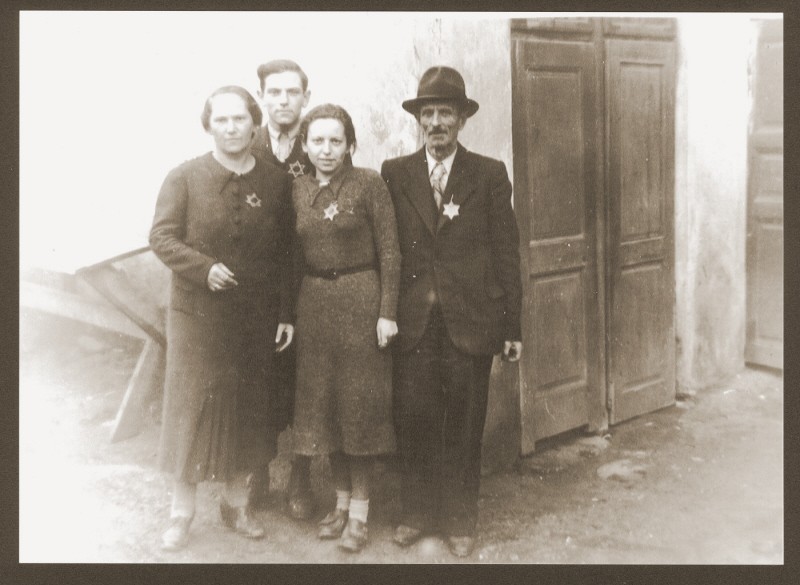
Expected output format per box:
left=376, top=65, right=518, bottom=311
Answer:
left=380, top=66, right=522, bottom=558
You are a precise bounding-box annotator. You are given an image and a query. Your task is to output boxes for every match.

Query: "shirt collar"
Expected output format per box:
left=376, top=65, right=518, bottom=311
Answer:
left=266, top=121, right=300, bottom=142
left=426, top=146, right=457, bottom=178
left=304, top=159, right=354, bottom=203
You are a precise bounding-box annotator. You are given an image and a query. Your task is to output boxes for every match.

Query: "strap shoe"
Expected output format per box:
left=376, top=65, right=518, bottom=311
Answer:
left=338, top=518, right=368, bottom=553
left=318, top=508, right=348, bottom=540
left=161, top=515, right=193, bottom=551
left=219, top=500, right=266, bottom=540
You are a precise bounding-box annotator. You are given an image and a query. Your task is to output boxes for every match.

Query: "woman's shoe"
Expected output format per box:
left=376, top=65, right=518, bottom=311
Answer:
left=317, top=508, right=348, bottom=539
left=338, top=518, right=368, bottom=553
left=219, top=500, right=266, bottom=540
left=161, top=515, right=192, bottom=551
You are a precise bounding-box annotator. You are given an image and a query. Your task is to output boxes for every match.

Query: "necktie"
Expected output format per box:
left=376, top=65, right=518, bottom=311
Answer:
left=430, top=162, right=446, bottom=210
left=277, top=133, right=291, bottom=162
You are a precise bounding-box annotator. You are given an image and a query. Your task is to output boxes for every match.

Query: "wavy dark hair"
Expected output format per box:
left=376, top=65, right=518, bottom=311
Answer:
left=200, top=85, right=262, bottom=131
left=257, top=59, right=309, bottom=92
left=298, top=103, right=357, bottom=152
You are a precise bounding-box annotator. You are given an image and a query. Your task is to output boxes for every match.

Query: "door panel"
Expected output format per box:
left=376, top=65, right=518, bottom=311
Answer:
left=605, top=39, right=676, bottom=424
left=746, top=19, right=783, bottom=369
left=512, top=38, right=602, bottom=452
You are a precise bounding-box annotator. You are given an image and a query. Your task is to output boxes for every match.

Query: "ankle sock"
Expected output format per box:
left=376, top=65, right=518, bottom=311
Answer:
left=336, top=490, right=351, bottom=511
left=349, top=498, right=369, bottom=523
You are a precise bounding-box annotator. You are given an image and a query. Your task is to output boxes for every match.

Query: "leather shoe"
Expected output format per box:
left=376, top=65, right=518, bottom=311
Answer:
left=287, top=460, right=316, bottom=520
left=288, top=489, right=316, bottom=520
left=219, top=501, right=265, bottom=540
left=338, top=518, right=368, bottom=553
left=318, top=508, right=348, bottom=540
left=161, top=515, right=192, bottom=551
left=392, top=524, right=423, bottom=548
left=447, top=535, right=475, bottom=558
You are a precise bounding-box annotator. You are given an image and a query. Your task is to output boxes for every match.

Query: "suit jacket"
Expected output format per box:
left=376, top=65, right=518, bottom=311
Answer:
left=252, top=125, right=312, bottom=179
left=381, top=144, right=522, bottom=356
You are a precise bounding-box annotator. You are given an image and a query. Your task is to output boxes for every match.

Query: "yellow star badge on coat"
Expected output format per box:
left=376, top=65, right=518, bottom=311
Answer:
left=289, top=161, right=306, bottom=178
left=323, top=201, right=339, bottom=221
left=246, top=193, right=262, bottom=208
left=442, top=196, right=460, bottom=220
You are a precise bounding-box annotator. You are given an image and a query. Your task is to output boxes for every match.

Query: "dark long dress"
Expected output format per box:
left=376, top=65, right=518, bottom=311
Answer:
left=291, top=164, right=400, bottom=456
left=149, top=152, right=293, bottom=483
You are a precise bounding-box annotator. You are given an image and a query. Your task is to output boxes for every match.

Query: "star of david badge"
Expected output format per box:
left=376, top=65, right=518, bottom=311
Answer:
left=442, top=196, right=460, bottom=220
left=288, top=161, right=306, bottom=178
left=323, top=201, right=339, bottom=221
left=245, top=193, right=262, bottom=208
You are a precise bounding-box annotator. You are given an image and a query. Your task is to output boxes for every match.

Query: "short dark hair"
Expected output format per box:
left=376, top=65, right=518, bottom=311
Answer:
left=299, top=104, right=357, bottom=152
left=257, top=59, right=309, bottom=92
left=200, top=85, right=262, bottom=131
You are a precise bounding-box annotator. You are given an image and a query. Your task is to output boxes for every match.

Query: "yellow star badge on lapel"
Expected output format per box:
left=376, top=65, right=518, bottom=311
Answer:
left=323, top=201, right=339, bottom=221
left=289, top=161, right=306, bottom=178
left=246, top=193, right=262, bottom=208
left=442, top=196, right=460, bottom=220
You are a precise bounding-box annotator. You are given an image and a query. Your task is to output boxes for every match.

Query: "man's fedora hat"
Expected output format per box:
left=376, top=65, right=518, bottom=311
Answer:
left=402, top=66, right=479, bottom=118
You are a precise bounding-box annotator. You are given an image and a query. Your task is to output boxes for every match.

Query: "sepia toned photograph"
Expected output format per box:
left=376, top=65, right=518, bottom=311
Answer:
left=18, top=11, right=783, bottom=564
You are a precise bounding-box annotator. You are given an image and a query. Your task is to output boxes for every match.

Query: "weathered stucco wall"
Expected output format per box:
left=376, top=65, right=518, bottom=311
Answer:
left=674, top=16, right=752, bottom=392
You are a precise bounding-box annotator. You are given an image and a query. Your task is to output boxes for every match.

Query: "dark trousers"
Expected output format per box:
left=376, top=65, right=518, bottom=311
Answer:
left=393, top=305, right=493, bottom=537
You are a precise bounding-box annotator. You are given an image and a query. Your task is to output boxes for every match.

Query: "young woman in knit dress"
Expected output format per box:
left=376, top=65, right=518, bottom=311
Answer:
left=290, top=104, right=400, bottom=553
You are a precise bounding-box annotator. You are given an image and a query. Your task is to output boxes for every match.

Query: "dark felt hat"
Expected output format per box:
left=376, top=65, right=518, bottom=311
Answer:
left=402, top=66, right=479, bottom=118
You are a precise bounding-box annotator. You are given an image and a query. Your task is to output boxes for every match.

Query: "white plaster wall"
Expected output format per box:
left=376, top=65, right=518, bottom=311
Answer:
left=20, top=12, right=512, bottom=274
left=674, top=15, right=752, bottom=391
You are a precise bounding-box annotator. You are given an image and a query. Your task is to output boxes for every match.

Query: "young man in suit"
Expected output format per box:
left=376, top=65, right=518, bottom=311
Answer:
left=250, top=59, right=316, bottom=520
left=253, top=59, right=312, bottom=178
left=381, top=66, right=523, bottom=558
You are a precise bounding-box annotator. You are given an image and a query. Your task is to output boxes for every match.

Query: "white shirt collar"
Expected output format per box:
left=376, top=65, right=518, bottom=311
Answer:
left=266, top=122, right=299, bottom=155
left=426, top=146, right=457, bottom=179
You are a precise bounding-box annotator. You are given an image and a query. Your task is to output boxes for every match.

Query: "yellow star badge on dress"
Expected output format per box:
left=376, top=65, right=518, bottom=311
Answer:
left=246, top=193, right=262, bottom=208
left=442, top=196, right=460, bottom=220
left=289, top=161, right=306, bottom=178
left=323, top=201, right=339, bottom=221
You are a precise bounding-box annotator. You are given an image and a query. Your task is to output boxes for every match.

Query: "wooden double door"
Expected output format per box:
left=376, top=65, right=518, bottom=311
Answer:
left=511, top=18, right=676, bottom=452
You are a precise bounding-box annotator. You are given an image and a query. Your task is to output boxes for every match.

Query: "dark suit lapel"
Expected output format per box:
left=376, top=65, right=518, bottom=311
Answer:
left=402, top=148, right=438, bottom=236
left=437, top=145, right=476, bottom=232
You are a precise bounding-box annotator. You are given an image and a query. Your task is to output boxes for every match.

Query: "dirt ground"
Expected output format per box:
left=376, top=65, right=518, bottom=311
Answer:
left=18, top=308, right=783, bottom=564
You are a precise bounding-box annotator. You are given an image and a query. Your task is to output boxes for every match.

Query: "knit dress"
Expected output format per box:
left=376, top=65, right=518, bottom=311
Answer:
left=149, top=153, right=293, bottom=483
left=291, top=164, right=400, bottom=456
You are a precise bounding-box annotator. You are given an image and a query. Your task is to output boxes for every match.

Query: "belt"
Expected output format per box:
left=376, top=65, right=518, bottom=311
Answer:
left=303, top=262, right=377, bottom=280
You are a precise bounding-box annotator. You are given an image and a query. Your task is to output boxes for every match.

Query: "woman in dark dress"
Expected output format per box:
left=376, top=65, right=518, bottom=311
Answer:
left=291, top=104, right=400, bottom=553
left=149, top=86, right=294, bottom=551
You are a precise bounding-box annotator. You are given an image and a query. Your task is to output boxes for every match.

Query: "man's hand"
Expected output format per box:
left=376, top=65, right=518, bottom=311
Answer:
left=502, top=341, right=522, bottom=362
left=376, top=318, right=398, bottom=349
left=275, top=323, right=294, bottom=352
left=207, top=263, right=238, bottom=292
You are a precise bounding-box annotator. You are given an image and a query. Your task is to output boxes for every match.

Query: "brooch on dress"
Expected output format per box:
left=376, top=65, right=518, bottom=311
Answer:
left=246, top=193, right=262, bottom=208
left=442, top=196, right=460, bottom=220
left=323, top=201, right=339, bottom=221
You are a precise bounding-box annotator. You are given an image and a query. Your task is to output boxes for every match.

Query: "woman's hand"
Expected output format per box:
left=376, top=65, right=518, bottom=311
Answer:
left=275, top=323, right=294, bottom=352
left=376, top=318, right=398, bottom=349
left=207, top=263, right=238, bottom=292
left=502, top=341, right=523, bottom=362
